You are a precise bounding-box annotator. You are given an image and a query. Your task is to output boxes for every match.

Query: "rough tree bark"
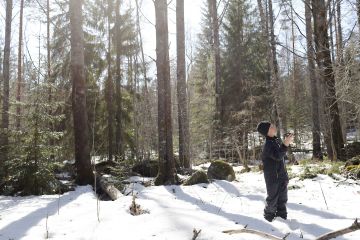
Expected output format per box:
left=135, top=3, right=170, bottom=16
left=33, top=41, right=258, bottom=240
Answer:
left=154, top=0, right=178, bottom=185
left=0, top=0, right=13, bottom=179
left=312, top=0, right=345, bottom=160
left=176, top=0, right=191, bottom=169
left=305, top=0, right=322, bottom=160
left=69, top=0, right=93, bottom=184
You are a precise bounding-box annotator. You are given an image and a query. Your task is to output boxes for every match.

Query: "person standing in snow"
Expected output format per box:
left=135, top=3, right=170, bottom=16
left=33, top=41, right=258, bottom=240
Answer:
left=257, top=121, right=294, bottom=222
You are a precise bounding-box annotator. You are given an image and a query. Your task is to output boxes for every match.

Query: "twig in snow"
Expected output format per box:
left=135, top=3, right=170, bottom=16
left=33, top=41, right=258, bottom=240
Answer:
left=223, top=225, right=290, bottom=240
left=45, top=213, right=49, bottom=239
left=318, top=182, right=329, bottom=210
left=57, top=184, right=61, bottom=215
left=315, top=218, right=360, bottom=240
left=192, top=228, right=201, bottom=240
left=93, top=168, right=100, bottom=222
left=217, top=193, right=228, bottom=213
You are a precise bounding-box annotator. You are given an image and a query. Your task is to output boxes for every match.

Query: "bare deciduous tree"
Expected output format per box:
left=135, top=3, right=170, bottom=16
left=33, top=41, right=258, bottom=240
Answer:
left=312, top=0, right=345, bottom=160
left=305, top=0, right=322, bottom=160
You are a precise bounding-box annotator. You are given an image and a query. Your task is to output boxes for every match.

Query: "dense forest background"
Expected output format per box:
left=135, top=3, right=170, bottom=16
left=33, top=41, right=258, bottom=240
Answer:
left=0, top=0, right=360, bottom=195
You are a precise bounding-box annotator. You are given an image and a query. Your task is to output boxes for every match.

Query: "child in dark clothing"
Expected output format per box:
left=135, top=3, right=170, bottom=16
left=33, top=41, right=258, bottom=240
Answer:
left=257, top=121, right=294, bottom=222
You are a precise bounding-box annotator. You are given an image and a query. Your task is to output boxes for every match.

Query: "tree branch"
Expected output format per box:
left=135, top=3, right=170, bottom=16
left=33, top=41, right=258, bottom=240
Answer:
left=315, top=218, right=360, bottom=240
left=223, top=225, right=290, bottom=240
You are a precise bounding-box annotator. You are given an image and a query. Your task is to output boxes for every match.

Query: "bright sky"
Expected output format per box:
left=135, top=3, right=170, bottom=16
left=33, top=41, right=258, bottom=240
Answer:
left=0, top=0, right=358, bottom=81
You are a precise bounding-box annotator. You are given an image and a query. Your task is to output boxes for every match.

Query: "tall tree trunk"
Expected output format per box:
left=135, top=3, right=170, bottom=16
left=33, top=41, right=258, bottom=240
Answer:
left=336, top=0, right=343, bottom=62
left=289, top=0, right=299, bottom=145
left=133, top=45, right=140, bottom=161
left=16, top=0, right=24, bottom=130
left=312, top=0, right=345, bottom=160
left=135, top=0, right=148, bottom=92
left=69, top=0, right=93, bottom=184
left=135, top=0, right=152, bottom=159
left=305, top=0, right=322, bottom=160
left=128, top=53, right=139, bottom=160
left=176, top=0, right=190, bottom=169
left=357, top=0, right=360, bottom=34
left=208, top=0, right=222, bottom=124
left=154, top=0, right=178, bottom=185
left=268, top=0, right=284, bottom=135
left=258, top=0, right=284, bottom=134
left=47, top=0, right=55, bottom=160
left=0, top=0, right=13, bottom=179
left=105, top=0, right=114, bottom=162
left=328, top=0, right=335, bottom=62
left=324, top=0, right=336, bottom=159
left=115, top=0, right=123, bottom=161
left=335, top=0, right=347, bottom=142
left=47, top=0, right=51, bottom=104
left=257, top=0, right=273, bottom=101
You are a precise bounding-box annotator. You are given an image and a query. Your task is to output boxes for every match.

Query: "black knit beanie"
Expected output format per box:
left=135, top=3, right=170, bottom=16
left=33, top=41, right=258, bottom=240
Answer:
left=257, top=121, right=271, bottom=136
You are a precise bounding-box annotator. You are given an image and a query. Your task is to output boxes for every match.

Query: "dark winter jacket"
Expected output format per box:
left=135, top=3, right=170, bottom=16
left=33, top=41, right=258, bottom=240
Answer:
left=261, top=136, right=289, bottom=182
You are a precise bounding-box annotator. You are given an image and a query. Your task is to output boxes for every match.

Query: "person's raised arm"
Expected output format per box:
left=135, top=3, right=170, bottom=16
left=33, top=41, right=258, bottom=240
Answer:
left=265, top=134, right=293, bottom=161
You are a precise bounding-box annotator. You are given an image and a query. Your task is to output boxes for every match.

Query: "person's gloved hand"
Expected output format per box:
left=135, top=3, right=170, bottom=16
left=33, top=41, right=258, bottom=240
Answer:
left=283, top=133, right=294, bottom=147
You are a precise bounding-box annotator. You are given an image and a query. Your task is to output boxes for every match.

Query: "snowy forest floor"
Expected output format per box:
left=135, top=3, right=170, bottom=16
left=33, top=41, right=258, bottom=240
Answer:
left=0, top=163, right=360, bottom=240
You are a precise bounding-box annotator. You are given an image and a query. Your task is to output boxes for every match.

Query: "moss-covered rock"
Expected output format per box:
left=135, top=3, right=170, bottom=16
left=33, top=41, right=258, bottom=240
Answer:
left=345, top=165, right=358, bottom=172
left=207, top=160, right=236, bottom=181
left=132, top=160, right=159, bottom=177
left=342, top=164, right=360, bottom=179
left=183, top=170, right=209, bottom=186
left=299, top=167, right=318, bottom=180
left=345, top=156, right=360, bottom=167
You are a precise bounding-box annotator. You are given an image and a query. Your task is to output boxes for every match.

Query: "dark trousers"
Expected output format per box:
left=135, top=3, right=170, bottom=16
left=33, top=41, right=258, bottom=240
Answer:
left=264, top=179, right=288, bottom=218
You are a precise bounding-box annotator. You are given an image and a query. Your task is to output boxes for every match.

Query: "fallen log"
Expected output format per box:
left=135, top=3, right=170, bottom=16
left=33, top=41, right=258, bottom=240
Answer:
left=315, top=218, right=360, bottom=240
left=223, top=219, right=360, bottom=240
left=95, top=173, right=122, bottom=201
left=223, top=225, right=289, bottom=240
